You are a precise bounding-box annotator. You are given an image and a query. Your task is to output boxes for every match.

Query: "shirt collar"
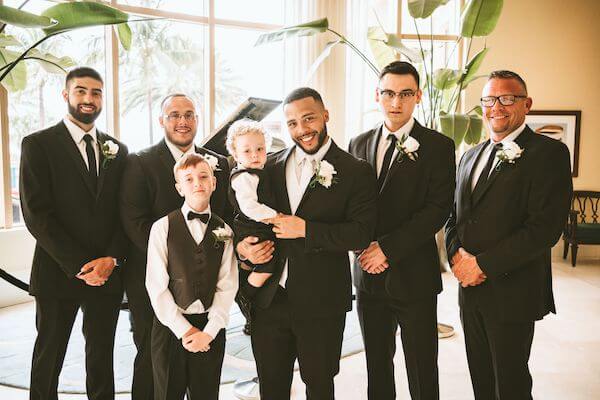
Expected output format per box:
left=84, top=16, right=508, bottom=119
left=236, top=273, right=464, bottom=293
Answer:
left=295, top=136, right=332, bottom=166
left=182, top=202, right=211, bottom=221
left=381, top=118, right=415, bottom=142
left=490, top=122, right=526, bottom=146
left=165, top=137, right=196, bottom=161
left=63, top=117, right=97, bottom=145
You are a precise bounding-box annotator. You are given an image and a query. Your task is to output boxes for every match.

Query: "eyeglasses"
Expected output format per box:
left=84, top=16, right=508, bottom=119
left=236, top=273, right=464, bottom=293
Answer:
left=164, top=112, right=196, bottom=121
left=480, top=95, right=527, bottom=107
left=378, top=88, right=418, bottom=102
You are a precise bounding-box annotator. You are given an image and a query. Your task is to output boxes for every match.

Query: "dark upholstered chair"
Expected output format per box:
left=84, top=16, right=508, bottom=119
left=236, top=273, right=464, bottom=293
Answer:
left=563, top=191, right=600, bottom=266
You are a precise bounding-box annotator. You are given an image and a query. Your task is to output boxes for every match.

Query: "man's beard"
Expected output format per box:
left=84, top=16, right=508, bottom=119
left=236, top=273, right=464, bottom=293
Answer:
left=68, top=102, right=101, bottom=125
left=294, top=124, right=328, bottom=155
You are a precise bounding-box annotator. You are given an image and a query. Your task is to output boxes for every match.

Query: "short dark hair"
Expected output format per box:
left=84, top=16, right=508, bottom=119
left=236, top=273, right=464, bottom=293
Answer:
left=65, top=67, right=103, bottom=88
left=488, top=70, right=528, bottom=94
left=379, top=61, right=420, bottom=87
left=283, top=87, right=324, bottom=107
left=160, top=93, right=196, bottom=113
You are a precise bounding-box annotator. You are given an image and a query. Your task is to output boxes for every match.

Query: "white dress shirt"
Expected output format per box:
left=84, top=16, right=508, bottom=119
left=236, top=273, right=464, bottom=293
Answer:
left=231, top=166, right=278, bottom=222
left=279, top=137, right=333, bottom=286
left=63, top=117, right=99, bottom=173
left=146, top=203, right=238, bottom=339
left=471, top=122, right=526, bottom=191
left=165, top=137, right=196, bottom=161
left=376, top=118, right=415, bottom=177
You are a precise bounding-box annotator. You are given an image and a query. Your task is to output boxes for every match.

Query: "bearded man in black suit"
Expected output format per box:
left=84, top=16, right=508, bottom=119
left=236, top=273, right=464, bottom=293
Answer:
left=445, top=70, right=572, bottom=399
left=20, top=67, right=128, bottom=400
left=349, top=61, right=455, bottom=400
left=119, top=94, right=231, bottom=399
left=238, top=87, right=377, bottom=399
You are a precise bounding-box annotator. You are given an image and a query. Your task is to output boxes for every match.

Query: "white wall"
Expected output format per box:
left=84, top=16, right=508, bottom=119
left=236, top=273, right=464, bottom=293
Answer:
left=0, top=228, right=35, bottom=307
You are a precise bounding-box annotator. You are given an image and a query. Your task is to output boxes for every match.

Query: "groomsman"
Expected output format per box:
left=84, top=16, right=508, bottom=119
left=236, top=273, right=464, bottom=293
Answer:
left=238, top=87, right=377, bottom=399
left=20, top=67, right=128, bottom=400
left=119, top=94, right=231, bottom=399
left=349, top=61, right=455, bottom=400
left=445, top=70, right=572, bottom=399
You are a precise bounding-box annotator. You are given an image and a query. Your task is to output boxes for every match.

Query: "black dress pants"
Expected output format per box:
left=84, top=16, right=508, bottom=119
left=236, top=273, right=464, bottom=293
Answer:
left=460, top=305, right=535, bottom=400
left=357, top=291, right=439, bottom=400
left=251, top=287, right=346, bottom=400
left=124, top=265, right=155, bottom=400
left=151, top=313, right=225, bottom=400
left=29, top=295, right=121, bottom=400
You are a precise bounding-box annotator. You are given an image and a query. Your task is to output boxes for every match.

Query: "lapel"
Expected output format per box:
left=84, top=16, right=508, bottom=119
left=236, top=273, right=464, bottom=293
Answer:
left=462, top=141, right=488, bottom=208
left=380, top=120, right=422, bottom=193
left=471, top=127, right=534, bottom=206
left=296, top=141, right=341, bottom=215
left=158, top=139, right=177, bottom=172
left=55, top=121, right=97, bottom=197
left=96, top=131, right=111, bottom=197
left=365, top=125, right=381, bottom=171
left=273, top=147, right=294, bottom=215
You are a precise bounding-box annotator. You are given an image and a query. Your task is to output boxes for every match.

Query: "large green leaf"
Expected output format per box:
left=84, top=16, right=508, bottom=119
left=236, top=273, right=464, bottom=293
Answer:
left=0, top=48, right=27, bottom=91
left=458, top=47, right=489, bottom=86
left=0, top=33, right=22, bottom=48
left=367, top=26, right=397, bottom=70
left=0, top=4, right=57, bottom=28
left=384, top=33, right=423, bottom=63
left=41, top=2, right=129, bottom=35
left=255, top=18, right=328, bottom=46
left=407, top=0, right=450, bottom=19
left=464, top=114, right=484, bottom=145
left=461, top=0, right=503, bottom=38
left=432, top=68, right=461, bottom=90
left=28, top=48, right=76, bottom=74
left=116, top=23, right=132, bottom=50
left=439, top=112, right=470, bottom=147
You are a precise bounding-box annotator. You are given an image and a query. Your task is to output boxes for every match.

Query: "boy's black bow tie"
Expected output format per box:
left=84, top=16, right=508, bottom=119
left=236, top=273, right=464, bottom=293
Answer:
left=187, top=212, right=209, bottom=223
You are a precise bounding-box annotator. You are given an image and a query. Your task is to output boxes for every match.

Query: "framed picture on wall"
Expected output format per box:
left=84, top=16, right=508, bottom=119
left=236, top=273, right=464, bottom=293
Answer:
left=525, top=110, right=581, bottom=177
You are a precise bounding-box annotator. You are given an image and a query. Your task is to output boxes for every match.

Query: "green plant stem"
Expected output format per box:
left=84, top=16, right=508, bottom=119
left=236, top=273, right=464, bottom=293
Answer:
left=327, top=28, right=379, bottom=76
left=454, top=35, right=473, bottom=113
left=413, top=20, right=431, bottom=127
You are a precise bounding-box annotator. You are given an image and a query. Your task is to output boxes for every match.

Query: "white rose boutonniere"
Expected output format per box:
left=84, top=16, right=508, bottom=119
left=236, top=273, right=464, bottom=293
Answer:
left=100, top=140, right=119, bottom=169
left=495, top=141, right=523, bottom=169
left=309, top=160, right=338, bottom=189
left=395, top=135, right=420, bottom=161
left=203, top=154, right=221, bottom=172
left=212, top=226, right=232, bottom=248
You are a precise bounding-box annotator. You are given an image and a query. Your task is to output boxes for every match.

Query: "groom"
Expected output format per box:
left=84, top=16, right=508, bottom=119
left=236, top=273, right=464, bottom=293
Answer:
left=238, top=87, right=377, bottom=399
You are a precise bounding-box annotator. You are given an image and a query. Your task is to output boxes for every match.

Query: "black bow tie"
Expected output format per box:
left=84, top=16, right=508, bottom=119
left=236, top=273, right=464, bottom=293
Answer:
left=187, top=212, right=210, bottom=223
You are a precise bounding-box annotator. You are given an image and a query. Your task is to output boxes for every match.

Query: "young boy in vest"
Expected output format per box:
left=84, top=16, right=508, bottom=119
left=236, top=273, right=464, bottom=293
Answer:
left=146, top=153, right=238, bottom=400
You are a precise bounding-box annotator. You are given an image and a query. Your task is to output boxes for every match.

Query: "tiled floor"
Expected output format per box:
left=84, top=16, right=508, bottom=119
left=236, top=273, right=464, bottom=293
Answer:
left=1, top=256, right=598, bottom=399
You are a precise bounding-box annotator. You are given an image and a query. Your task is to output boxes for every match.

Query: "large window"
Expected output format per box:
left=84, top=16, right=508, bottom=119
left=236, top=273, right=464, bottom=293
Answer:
left=1, top=0, right=285, bottom=227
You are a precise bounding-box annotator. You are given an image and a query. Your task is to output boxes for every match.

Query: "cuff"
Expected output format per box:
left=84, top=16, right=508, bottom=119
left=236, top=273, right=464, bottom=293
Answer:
left=203, top=318, right=223, bottom=339
left=172, top=315, right=194, bottom=339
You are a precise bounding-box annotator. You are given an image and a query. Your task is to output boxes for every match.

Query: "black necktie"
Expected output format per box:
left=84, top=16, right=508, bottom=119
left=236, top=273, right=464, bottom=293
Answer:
left=377, top=134, right=398, bottom=191
left=187, top=212, right=210, bottom=224
left=472, top=142, right=503, bottom=197
left=82, top=134, right=97, bottom=190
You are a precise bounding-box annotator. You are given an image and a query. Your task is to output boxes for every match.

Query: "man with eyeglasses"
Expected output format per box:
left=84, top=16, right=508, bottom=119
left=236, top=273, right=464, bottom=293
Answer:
left=119, top=94, right=232, bottom=399
left=349, top=61, right=456, bottom=400
left=445, top=70, right=572, bottom=399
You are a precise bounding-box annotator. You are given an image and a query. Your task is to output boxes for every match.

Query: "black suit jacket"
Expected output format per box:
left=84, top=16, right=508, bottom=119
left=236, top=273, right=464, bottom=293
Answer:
left=445, top=126, right=572, bottom=322
left=349, top=121, right=456, bottom=302
left=253, top=141, right=377, bottom=316
left=20, top=121, right=128, bottom=298
left=120, top=139, right=232, bottom=278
